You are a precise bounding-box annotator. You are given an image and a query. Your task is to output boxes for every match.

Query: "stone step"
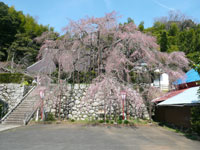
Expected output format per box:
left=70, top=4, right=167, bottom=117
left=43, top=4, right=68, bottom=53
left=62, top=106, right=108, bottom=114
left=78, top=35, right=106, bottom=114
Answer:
left=8, top=114, right=26, bottom=117
left=16, top=108, right=32, bottom=111
left=8, top=116, right=25, bottom=120
left=19, top=102, right=35, bottom=104
left=6, top=118, right=25, bottom=121
left=15, top=108, right=32, bottom=111
left=6, top=114, right=26, bottom=120
left=18, top=103, right=36, bottom=106
left=10, top=110, right=31, bottom=114
left=3, top=121, right=24, bottom=125
left=4, top=112, right=33, bottom=121
left=9, top=111, right=31, bottom=115
left=11, top=110, right=31, bottom=113
left=14, top=108, right=33, bottom=111
left=20, top=104, right=35, bottom=107
left=4, top=119, right=24, bottom=123
left=6, top=118, right=24, bottom=121
left=15, top=108, right=33, bottom=110
left=17, top=107, right=34, bottom=110
left=11, top=111, right=30, bottom=114
left=18, top=104, right=38, bottom=108
left=2, top=86, right=41, bottom=125
left=10, top=112, right=31, bottom=116
left=22, top=100, right=36, bottom=103
left=8, top=115, right=26, bottom=119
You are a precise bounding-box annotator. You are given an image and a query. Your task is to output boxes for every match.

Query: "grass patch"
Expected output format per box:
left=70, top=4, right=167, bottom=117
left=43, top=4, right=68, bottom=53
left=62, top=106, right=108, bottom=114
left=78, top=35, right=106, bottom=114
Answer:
left=30, top=118, right=153, bottom=127
left=131, top=119, right=148, bottom=125
left=157, top=122, right=200, bottom=141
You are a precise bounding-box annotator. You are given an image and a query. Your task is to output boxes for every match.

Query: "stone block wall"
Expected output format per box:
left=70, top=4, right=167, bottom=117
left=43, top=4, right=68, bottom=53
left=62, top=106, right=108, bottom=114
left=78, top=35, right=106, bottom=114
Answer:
left=0, top=83, right=149, bottom=120
left=44, top=84, right=149, bottom=120
left=0, top=84, right=31, bottom=111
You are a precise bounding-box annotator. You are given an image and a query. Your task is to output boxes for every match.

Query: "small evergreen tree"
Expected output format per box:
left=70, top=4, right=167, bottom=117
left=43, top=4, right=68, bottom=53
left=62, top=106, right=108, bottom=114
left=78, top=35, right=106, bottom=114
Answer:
left=160, top=31, right=168, bottom=52
left=169, top=23, right=178, bottom=36
left=138, top=21, right=144, bottom=32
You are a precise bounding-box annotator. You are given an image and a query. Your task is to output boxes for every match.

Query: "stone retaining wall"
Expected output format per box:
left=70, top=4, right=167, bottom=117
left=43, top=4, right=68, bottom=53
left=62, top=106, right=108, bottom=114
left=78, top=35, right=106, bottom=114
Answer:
left=0, top=83, right=149, bottom=120
left=0, top=84, right=31, bottom=111
left=44, top=84, right=149, bottom=120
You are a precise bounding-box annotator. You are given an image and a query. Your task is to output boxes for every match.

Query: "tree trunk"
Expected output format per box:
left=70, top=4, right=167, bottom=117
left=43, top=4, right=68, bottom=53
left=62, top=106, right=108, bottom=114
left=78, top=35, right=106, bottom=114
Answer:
left=148, top=69, right=152, bottom=122
left=149, top=103, right=152, bottom=122
left=58, top=55, right=61, bottom=120
left=109, top=97, right=112, bottom=120
left=104, top=98, right=106, bottom=122
left=11, top=53, right=15, bottom=73
left=73, top=64, right=75, bottom=84
left=126, top=99, right=128, bottom=120
left=77, top=71, right=79, bottom=84
left=97, top=30, right=101, bottom=76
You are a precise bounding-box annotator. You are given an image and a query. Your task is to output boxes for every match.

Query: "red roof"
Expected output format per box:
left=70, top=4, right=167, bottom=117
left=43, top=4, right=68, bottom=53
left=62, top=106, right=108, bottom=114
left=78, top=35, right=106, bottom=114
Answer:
left=152, top=88, right=187, bottom=103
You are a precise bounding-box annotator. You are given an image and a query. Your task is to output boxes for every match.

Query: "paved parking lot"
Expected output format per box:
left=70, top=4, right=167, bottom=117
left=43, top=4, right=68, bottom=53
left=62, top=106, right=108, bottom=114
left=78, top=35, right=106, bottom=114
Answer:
left=0, top=124, right=199, bottom=150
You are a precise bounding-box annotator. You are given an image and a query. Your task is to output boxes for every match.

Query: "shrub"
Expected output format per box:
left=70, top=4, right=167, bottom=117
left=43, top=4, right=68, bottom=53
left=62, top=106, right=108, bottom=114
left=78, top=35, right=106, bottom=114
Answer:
left=0, top=104, right=2, bottom=118
left=0, top=102, right=8, bottom=119
left=24, top=76, right=33, bottom=84
left=0, top=73, right=33, bottom=84
left=71, top=119, right=75, bottom=122
left=191, top=106, right=200, bottom=135
left=117, top=119, right=122, bottom=124
left=99, top=120, right=104, bottom=123
left=21, top=81, right=29, bottom=86
left=106, top=120, right=109, bottom=123
left=45, top=112, right=55, bottom=121
left=119, top=115, right=123, bottom=120
left=124, top=120, right=129, bottom=124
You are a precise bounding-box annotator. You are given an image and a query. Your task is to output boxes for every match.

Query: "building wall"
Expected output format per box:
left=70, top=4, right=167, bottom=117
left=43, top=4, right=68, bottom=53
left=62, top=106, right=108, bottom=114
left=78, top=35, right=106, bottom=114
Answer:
left=177, top=82, right=199, bottom=90
left=154, top=106, right=191, bottom=128
left=153, top=73, right=169, bottom=91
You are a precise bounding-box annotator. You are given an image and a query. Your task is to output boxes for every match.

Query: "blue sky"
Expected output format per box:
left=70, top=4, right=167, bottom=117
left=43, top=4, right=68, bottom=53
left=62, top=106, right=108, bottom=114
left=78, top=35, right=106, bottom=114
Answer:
left=1, top=0, right=200, bottom=34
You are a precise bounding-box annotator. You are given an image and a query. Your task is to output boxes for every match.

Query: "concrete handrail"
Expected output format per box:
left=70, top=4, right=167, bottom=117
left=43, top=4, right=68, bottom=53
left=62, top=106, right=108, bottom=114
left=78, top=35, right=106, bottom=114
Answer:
left=23, top=99, right=42, bottom=125
left=0, top=86, right=36, bottom=123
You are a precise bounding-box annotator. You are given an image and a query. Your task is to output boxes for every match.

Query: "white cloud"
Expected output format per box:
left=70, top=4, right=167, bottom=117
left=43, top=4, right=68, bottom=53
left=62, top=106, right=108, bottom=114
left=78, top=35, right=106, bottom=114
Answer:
left=151, top=0, right=175, bottom=11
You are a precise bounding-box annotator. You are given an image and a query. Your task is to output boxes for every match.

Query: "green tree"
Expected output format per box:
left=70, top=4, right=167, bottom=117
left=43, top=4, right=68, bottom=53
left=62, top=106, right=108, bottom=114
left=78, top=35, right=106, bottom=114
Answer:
left=127, top=17, right=134, bottom=24
left=0, top=3, right=21, bottom=60
left=167, top=24, right=178, bottom=52
left=181, top=19, right=196, bottom=30
left=195, top=26, right=200, bottom=54
left=138, top=21, right=144, bottom=32
left=144, top=12, right=200, bottom=63
left=160, top=31, right=168, bottom=52
left=191, top=106, right=200, bottom=135
left=145, top=22, right=166, bottom=40
left=178, top=29, right=195, bottom=54
left=0, top=2, right=53, bottom=65
left=169, top=23, right=178, bottom=36
left=7, top=33, right=38, bottom=64
left=153, top=22, right=166, bottom=31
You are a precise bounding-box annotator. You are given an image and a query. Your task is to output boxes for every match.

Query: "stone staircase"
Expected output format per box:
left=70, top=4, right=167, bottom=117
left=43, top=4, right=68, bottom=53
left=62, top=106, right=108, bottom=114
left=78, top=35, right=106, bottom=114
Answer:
left=1, top=86, right=44, bottom=125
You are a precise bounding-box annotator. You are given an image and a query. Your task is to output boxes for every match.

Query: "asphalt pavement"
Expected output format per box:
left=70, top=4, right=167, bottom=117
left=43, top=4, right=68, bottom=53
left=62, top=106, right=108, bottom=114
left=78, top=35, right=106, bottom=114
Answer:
left=0, top=124, right=21, bottom=132
left=0, top=124, right=199, bottom=150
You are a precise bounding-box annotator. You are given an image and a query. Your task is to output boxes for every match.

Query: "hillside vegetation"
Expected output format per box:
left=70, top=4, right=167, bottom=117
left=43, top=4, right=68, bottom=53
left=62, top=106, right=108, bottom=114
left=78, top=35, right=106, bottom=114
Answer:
left=0, top=2, right=56, bottom=68
left=144, top=11, right=200, bottom=64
